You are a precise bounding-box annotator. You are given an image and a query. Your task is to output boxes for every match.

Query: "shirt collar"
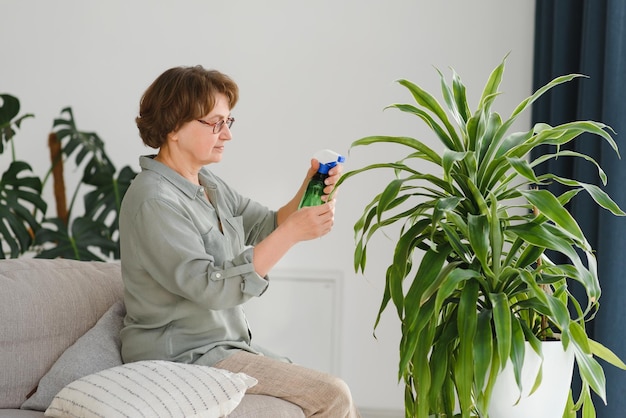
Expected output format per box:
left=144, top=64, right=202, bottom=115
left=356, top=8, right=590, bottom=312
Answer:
left=139, top=155, right=215, bottom=199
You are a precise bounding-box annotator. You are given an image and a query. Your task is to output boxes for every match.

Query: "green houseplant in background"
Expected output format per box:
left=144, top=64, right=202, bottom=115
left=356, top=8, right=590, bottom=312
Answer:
left=336, top=56, right=626, bottom=417
left=0, top=93, right=137, bottom=260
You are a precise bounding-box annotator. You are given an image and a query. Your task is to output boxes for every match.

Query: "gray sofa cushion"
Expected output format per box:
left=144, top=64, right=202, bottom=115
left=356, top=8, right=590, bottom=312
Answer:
left=20, top=301, right=126, bottom=411
left=0, top=259, right=124, bottom=409
left=0, top=411, right=45, bottom=418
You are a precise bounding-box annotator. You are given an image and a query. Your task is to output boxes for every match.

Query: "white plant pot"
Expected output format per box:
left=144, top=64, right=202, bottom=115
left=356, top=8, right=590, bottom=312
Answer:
left=487, top=340, right=575, bottom=418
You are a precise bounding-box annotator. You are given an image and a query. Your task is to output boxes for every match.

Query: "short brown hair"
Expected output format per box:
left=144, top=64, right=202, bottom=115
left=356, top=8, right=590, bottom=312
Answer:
left=136, top=66, right=239, bottom=148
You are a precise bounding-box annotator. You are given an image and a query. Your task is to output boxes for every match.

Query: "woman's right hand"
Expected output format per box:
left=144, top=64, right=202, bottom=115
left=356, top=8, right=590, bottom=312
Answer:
left=252, top=199, right=336, bottom=277
left=285, top=199, right=336, bottom=242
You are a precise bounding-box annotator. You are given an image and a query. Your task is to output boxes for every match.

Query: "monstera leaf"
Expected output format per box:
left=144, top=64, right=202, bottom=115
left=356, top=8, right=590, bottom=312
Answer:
left=0, top=94, right=34, bottom=156
left=1, top=95, right=135, bottom=260
left=83, top=165, right=138, bottom=259
left=53, top=107, right=116, bottom=173
left=34, top=217, right=117, bottom=261
left=0, top=161, right=46, bottom=258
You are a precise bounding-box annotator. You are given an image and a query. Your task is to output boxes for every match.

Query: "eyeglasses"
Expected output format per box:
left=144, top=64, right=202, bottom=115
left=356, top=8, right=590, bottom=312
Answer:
left=196, top=117, right=235, bottom=134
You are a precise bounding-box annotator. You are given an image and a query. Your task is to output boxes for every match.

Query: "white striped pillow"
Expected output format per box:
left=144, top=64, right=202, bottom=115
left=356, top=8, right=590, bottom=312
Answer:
left=44, top=360, right=257, bottom=418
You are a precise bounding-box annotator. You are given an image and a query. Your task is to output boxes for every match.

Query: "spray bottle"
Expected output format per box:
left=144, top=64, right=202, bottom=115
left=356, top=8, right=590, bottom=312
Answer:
left=299, top=149, right=346, bottom=208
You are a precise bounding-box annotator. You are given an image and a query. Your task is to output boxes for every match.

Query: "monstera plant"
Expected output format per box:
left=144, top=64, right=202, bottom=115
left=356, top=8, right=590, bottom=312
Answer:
left=0, top=94, right=137, bottom=260
left=337, top=56, right=626, bottom=417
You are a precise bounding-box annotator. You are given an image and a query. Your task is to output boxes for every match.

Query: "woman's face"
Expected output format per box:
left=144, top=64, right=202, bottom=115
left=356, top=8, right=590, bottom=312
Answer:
left=169, top=93, right=233, bottom=166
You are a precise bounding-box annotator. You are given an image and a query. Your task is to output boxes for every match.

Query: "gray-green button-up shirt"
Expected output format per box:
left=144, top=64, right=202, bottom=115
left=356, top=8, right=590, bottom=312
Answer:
left=119, top=156, right=280, bottom=366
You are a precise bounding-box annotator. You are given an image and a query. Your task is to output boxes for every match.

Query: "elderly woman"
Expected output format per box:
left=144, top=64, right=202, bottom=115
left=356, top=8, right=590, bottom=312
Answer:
left=119, top=65, right=359, bottom=417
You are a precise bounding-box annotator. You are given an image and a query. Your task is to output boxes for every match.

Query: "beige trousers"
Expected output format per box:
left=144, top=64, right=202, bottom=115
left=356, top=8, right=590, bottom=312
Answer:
left=215, top=351, right=360, bottom=418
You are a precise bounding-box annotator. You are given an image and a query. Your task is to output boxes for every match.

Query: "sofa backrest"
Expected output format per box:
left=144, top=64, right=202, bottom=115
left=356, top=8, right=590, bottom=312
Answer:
left=0, top=258, right=123, bottom=409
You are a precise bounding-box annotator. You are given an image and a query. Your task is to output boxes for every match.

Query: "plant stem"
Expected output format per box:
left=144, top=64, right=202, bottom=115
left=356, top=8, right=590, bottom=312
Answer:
left=48, top=132, right=68, bottom=225
left=533, top=202, right=550, bottom=340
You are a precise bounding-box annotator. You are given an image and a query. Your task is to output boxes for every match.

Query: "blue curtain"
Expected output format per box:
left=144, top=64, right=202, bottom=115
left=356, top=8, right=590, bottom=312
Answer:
left=532, top=1, right=626, bottom=416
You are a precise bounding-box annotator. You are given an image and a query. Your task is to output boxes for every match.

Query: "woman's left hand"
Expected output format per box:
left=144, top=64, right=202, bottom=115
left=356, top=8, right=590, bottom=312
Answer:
left=308, top=158, right=342, bottom=202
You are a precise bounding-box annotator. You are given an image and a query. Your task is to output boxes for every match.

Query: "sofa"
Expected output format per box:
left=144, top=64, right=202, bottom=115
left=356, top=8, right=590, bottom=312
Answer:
left=0, top=258, right=304, bottom=417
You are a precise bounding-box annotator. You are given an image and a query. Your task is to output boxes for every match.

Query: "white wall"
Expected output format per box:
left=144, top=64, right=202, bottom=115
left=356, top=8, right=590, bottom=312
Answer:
left=1, top=0, right=536, bottom=412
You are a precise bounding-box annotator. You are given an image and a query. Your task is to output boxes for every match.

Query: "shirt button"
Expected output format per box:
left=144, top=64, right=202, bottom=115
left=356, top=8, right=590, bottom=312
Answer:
left=215, top=273, right=222, bottom=278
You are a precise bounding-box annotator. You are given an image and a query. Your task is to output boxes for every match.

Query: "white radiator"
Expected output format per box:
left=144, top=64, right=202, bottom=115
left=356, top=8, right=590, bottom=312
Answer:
left=243, top=269, right=342, bottom=374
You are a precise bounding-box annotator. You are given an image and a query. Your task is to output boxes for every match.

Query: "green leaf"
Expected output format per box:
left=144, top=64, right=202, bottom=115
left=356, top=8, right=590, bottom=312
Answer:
left=478, top=54, right=507, bottom=113
left=440, top=222, right=471, bottom=264
left=83, top=165, right=137, bottom=259
left=582, top=388, right=596, bottom=418
left=373, top=273, right=391, bottom=335
left=456, top=281, right=478, bottom=413
left=473, top=309, right=493, bottom=393
left=546, top=293, right=573, bottom=332
left=567, top=323, right=607, bottom=404
left=0, top=94, right=35, bottom=155
left=429, top=339, right=451, bottom=409
left=495, top=129, right=534, bottom=160
left=464, top=175, right=489, bottom=215
left=509, top=318, right=526, bottom=399
left=397, top=78, right=463, bottom=151
left=35, top=217, right=116, bottom=261
left=432, top=196, right=464, bottom=246
left=51, top=108, right=117, bottom=194
left=519, top=189, right=587, bottom=246
left=489, top=193, right=503, bottom=276
left=0, top=94, right=21, bottom=125
left=349, top=135, right=443, bottom=166
left=0, top=161, right=46, bottom=258
left=490, top=292, right=512, bottom=370
left=507, top=222, right=588, bottom=281
left=504, top=74, right=585, bottom=139
left=468, top=213, right=491, bottom=276
left=386, top=263, right=405, bottom=321
left=451, top=68, right=471, bottom=124
left=508, top=157, right=539, bottom=183
left=531, top=150, right=608, bottom=186
left=387, top=103, right=456, bottom=150
left=588, top=339, right=626, bottom=370
left=413, top=319, right=434, bottom=417
left=405, top=245, right=451, bottom=330
left=442, top=150, right=469, bottom=182
left=436, top=68, right=467, bottom=131
left=543, top=175, right=626, bottom=216
left=434, top=267, right=484, bottom=314
left=476, top=112, right=504, bottom=164
left=511, top=121, right=618, bottom=161
left=376, top=179, right=403, bottom=220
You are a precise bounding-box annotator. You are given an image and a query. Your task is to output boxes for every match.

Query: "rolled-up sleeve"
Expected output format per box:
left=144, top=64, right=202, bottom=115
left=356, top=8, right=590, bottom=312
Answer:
left=208, top=247, right=269, bottom=296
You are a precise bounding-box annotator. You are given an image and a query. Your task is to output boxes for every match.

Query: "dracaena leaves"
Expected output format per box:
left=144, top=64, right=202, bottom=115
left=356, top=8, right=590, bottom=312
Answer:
left=341, top=56, right=625, bottom=417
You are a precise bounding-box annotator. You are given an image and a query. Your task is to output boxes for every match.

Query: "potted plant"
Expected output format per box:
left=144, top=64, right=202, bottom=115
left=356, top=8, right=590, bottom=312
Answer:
left=336, top=56, right=626, bottom=417
left=0, top=94, right=137, bottom=260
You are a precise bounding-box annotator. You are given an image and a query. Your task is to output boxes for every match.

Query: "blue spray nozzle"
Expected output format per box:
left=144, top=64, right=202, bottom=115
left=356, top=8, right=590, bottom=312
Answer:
left=317, top=162, right=335, bottom=174
left=314, top=149, right=345, bottom=174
